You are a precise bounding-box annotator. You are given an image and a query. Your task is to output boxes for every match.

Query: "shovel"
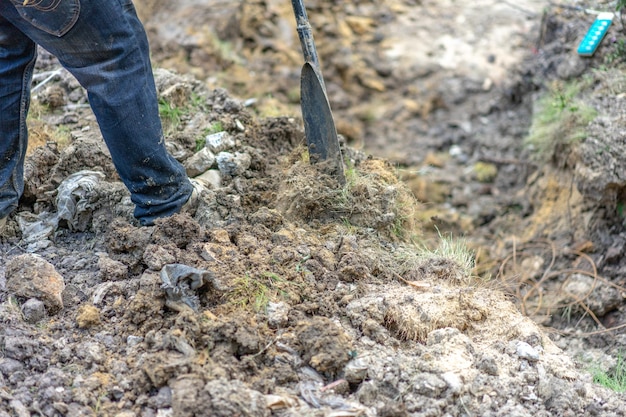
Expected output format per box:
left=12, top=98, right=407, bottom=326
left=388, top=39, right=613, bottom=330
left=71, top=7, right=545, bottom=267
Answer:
left=291, top=0, right=346, bottom=184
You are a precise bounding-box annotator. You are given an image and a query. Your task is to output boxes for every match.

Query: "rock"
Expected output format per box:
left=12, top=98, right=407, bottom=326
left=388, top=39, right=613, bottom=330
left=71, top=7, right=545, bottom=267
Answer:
left=160, top=83, right=191, bottom=108
left=515, top=341, right=540, bottom=362
left=127, top=336, right=143, bottom=347
left=3, top=336, right=38, bottom=361
left=477, top=355, right=499, bottom=376
left=184, top=147, right=216, bottom=177
left=441, top=371, right=463, bottom=394
left=266, top=301, right=289, bottom=328
left=216, top=151, right=251, bottom=176
left=0, top=358, right=25, bottom=376
left=6, top=254, right=65, bottom=312
left=195, top=169, right=222, bottom=189
left=21, top=298, right=47, bottom=324
left=555, top=55, right=587, bottom=80
left=171, top=376, right=268, bottom=417
left=413, top=372, right=448, bottom=396
left=563, top=273, right=623, bottom=316
left=114, top=412, right=136, bottom=417
left=202, top=378, right=268, bottom=417
left=148, top=386, right=173, bottom=409
left=143, top=244, right=177, bottom=271
left=205, top=131, right=235, bottom=153
left=9, top=400, right=29, bottom=417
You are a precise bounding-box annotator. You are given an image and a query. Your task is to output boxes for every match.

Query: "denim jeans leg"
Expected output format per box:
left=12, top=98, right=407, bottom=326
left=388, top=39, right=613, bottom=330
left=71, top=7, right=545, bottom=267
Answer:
left=0, top=14, right=36, bottom=219
left=0, top=0, right=192, bottom=225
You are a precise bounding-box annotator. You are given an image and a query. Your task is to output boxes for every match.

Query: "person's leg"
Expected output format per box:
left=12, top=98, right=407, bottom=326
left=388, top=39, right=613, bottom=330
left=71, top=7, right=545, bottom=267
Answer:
left=0, top=13, right=36, bottom=220
left=0, top=0, right=192, bottom=225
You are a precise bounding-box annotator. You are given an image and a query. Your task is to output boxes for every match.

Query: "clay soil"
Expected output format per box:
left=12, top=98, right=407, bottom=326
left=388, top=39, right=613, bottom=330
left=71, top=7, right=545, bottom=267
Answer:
left=3, top=0, right=626, bottom=416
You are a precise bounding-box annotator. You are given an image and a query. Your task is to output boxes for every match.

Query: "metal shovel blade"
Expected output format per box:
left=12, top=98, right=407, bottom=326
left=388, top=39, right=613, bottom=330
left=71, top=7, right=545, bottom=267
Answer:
left=300, top=62, right=345, bottom=184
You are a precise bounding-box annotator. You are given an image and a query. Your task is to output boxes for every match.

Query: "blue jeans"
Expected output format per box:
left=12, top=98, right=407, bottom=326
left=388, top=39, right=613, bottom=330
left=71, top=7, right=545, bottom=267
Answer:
left=0, top=0, right=192, bottom=225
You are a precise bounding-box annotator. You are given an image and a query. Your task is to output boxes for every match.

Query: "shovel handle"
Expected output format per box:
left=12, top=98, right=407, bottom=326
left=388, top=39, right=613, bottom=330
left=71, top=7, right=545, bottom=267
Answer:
left=291, top=0, right=321, bottom=70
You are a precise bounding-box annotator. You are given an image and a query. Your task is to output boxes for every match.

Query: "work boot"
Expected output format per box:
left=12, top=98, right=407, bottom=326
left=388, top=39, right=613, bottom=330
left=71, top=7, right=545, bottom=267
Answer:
left=180, top=179, right=208, bottom=216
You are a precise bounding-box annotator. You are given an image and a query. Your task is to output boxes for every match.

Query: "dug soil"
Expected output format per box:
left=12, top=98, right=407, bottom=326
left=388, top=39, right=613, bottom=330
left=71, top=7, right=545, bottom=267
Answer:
left=2, top=1, right=626, bottom=416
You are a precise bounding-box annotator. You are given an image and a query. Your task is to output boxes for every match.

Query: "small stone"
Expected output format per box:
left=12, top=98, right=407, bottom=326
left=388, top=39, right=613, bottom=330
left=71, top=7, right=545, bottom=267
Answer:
left=184, top=147, right=216, bottom=177
left=127, top=335, right=143, bottom=347
left=216, top=151, right=251, bottom=176
left=516, top=341, right=540, bottom=362
left=149, top=386, right=173, bottom=409
left=0, top=358, right=25, bottom=376
left=266, top=301, right=289, bottom=328
left=143, top=245, right=176, bottom=271
left=477, top=355, right=499, bottom=376
left=6, top=254, right=65, bottom=312
left=195, top=169, right=222, bottom=189
left=441, top=372, right=463, bottom=394
left=21, top=298, right=47, bottom=324
left=38, top=85, right=66, bottom=108
left=205, top=131, right=235, bottom=153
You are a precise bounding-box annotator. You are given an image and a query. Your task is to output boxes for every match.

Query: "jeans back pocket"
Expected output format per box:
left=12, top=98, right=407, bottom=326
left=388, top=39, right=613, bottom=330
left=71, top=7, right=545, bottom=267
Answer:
left=12, top=0, right=80, bottom=37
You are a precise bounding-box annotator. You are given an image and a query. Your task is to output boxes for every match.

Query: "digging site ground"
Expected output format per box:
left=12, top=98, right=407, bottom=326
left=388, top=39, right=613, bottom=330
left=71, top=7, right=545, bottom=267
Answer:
left=3, top=0, right=626, bottom=416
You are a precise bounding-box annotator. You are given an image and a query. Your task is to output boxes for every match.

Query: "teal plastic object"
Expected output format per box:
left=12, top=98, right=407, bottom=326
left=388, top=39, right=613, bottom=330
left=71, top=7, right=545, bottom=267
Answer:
left=577, top=13, right=613, bottom=56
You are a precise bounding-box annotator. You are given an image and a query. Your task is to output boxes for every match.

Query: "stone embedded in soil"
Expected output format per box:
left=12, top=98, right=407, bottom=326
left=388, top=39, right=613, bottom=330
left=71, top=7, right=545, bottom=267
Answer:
left=5, top=254, right=65, bottom=312
left=205, top=131, right=235, bottom=153
left=216, top=151, right=251, bottom=176
left=195, top=168, right=222, bottom=189
left=266, top=301, right=290, bottom=328
left=21, top=298, right=47, bottom=324
left=515, top=341, right=540, bottom=362
left=562, top=273, right=623, bottom=317
left=184, top=146, right=216, bottom=177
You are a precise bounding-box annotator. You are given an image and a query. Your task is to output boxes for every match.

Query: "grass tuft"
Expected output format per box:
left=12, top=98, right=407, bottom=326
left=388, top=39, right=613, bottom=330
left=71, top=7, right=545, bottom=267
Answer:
left=525, top=80, right=597, bottom=161
left=592, top=353, right=626, bottom=393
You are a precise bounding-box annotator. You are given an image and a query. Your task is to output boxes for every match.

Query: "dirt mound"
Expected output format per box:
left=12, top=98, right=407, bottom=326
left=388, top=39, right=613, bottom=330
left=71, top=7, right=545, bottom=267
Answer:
left=1, top=61, right=624, bottom=416
left=3, top=0, right=626, bottom=415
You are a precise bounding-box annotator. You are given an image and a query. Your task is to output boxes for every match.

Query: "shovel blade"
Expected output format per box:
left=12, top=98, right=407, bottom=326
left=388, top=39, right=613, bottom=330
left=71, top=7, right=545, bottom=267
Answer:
left=300, top=62, right=345, bottom=184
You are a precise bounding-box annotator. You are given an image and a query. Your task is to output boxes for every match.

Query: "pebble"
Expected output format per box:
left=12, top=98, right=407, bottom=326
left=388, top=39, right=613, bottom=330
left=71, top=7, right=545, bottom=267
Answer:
left=184, top=147, right=216, bottom=177
left=216, top=151, right=251, bottom=176
left=266, top=301, right=289, bottom=328
left=516, top=341, right=540, bottom=362
left=21, top=298, right=47, bottom=324
left=195, top=169, right=222, bottom=189
left=205, top=131, right=235, bottom=153
left=127, top=335, right=144, bottom=347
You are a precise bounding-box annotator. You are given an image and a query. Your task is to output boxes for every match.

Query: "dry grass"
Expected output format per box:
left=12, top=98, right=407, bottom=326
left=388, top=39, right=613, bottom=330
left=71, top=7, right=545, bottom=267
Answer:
left=495, top=238, right=626, bottom=336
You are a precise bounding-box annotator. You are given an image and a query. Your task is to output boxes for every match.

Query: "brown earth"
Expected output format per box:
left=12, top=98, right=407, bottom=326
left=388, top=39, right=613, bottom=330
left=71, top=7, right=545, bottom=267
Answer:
left=2, top=0, right=626, bottom=416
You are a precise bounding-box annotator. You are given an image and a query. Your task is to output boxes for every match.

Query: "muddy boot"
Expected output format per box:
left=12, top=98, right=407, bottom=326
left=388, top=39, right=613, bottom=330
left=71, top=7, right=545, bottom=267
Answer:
left=180, top=179, right=209, bottom=216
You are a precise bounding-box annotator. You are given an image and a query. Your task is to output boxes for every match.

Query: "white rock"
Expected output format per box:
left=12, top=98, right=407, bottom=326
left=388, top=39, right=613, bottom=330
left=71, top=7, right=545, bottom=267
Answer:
left=205, top=131, right=235, bottom=153
left=516, top=341, right=540, bottom=362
